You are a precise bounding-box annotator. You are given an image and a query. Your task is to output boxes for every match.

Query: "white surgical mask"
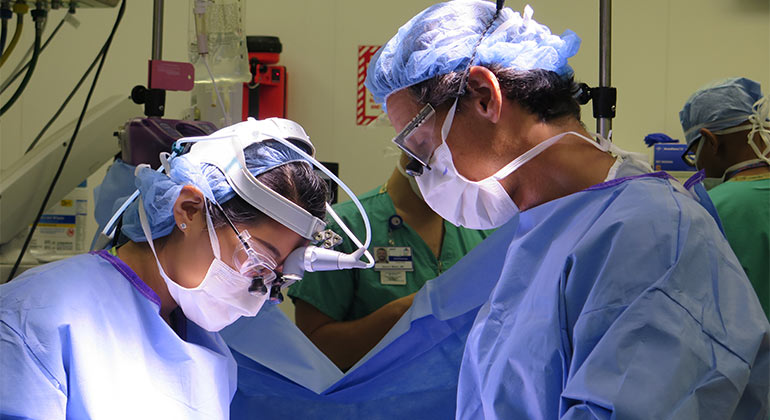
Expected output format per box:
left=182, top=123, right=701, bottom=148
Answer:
left=138, top=199, right=269, bottom=332
left=417, top=131, right=590, bottom=229
left=416, top=98, right=618, bottom=229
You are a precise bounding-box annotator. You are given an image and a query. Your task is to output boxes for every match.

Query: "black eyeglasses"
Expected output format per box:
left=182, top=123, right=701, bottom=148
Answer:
left=680, top=139, right=700, bottom=168
left=391, top=104, right=438, bottom=176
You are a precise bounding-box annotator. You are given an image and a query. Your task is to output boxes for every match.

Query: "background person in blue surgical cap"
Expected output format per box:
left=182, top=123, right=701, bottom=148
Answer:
left=679, top=77, right=769, bottom=319
left=0, top=119, right=328, bottom=418
left=366, top=1, right=770, bottom=418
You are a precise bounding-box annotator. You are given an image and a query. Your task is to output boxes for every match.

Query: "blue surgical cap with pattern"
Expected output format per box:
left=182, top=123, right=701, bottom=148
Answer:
left=365, top=1, right=581, bottom=112
left=679, top=77, right=764, bottom=147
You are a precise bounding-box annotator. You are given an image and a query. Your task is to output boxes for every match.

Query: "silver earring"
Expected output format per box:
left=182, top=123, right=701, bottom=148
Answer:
left=180, top=223, right=187, bottom=230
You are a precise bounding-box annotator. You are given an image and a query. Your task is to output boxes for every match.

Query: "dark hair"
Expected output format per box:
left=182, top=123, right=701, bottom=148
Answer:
left=208, top=161, right=328, bottom=230
left=408, top=66, right=582, bottom=122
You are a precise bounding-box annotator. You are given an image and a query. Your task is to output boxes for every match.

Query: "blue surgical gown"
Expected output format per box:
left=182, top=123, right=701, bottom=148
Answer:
left=0, top=251, right=237, bottom=419
left=221, top=168, right=767, bottom=419
left=457, top=173, right=770, bottom=419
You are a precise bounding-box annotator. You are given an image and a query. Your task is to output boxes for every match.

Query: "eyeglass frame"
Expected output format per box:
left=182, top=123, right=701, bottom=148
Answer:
left=680, top=138, right=700, bottom=168
left=208, top=200, right=280, bottom=291
left=391, top=103, right=436, bottom=175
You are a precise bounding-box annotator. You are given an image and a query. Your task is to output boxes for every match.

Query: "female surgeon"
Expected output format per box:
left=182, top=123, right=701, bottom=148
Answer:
left=0, top=118, right=332, bottom=418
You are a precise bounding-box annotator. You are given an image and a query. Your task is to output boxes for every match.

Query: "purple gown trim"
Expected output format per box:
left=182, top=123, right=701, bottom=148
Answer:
left=91, top=250, right=162, bottom=308
left=683, top=170, right=706, bottom=190
left=584, top=171, right=675, bottom=192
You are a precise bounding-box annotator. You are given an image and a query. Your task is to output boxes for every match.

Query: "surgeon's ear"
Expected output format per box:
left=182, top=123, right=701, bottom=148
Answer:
left=173, top=185, right=206, bottom=236
left=466, top=66, right=502, bottom=124
left=699, top=128, right=721, bottom=153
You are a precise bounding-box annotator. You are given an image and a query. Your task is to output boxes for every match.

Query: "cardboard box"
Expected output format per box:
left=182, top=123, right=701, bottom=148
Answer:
left=653, top=144, right=696, bottom=172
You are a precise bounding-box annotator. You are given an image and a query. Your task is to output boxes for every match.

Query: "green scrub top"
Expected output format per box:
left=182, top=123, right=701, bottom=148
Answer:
left=288, top=185, right=492, bottom=321
left=708, top=173, right=770, bottom=319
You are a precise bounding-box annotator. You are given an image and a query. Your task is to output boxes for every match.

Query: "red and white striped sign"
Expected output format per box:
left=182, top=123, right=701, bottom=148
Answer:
left=357, top=45, right=382, bottom=126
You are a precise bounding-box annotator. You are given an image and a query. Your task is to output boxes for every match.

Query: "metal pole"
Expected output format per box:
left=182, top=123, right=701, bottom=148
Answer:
left=598, top=0, right=611, bottom=139
left=152, top=0, right=164, bottom=60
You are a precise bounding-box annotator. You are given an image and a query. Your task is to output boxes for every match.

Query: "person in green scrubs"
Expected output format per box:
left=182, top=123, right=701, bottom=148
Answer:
left=679, top=77, right=769, bottom=318
left=708, top=174, right=769, bottom=318
left=288, top=153, right=491, bottom=370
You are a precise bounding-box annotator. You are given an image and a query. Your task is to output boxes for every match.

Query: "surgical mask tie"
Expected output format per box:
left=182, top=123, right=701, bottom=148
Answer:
left=747, top=95, right=770, bottom=165
left=416, top=124, right=611, bottom=229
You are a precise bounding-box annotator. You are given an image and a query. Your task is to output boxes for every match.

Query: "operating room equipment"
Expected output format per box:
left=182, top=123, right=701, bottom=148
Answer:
left=567, top=1, right=617, bottom=140
left=0, top=1, right=108, bottom=114
left=116, top=117, right=217, bottom=168
left=87, top=0, right=250, bottom=251
left=596, top=0, right=613, bottom=139
left=0, top=4, right=9, bottom=56
left=0, top=96, right=138, bottom=248
left=0, top=2, right=45, bottom=117
left=4, top=0, right=126, bottom=282
left=1, top=10, right=77, bottom=96
left=189, top=0, right=251, bottom=127
left=0, top=1, right=26, bottom=68
left=243, top=35, right=287, bottom=120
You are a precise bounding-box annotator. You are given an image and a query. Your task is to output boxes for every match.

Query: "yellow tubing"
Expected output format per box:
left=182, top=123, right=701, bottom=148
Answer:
left=0, top=3, right=29, bottom=69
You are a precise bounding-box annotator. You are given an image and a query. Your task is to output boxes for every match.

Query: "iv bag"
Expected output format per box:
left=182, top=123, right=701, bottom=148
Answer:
left=188, top=0, right=251, bottom=85
left=188, top=0, right=251, bottom=127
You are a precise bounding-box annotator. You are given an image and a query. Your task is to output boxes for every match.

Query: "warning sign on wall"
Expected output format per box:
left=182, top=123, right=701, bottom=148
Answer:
left=357, top=45, right=382, bottom=126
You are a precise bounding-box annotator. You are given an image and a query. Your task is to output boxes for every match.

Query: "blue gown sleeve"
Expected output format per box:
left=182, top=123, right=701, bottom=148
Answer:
left=559, top=196, right=770, bottom=419
left=0, top=320, right=67, bottom=419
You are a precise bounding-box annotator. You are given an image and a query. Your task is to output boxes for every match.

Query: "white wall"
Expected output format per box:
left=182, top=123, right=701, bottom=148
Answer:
left=1, top=0, right=768, bottom=316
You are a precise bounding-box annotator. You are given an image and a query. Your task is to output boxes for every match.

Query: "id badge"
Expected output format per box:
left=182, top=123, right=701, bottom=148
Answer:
left=373, top=246, right=413, bottom=271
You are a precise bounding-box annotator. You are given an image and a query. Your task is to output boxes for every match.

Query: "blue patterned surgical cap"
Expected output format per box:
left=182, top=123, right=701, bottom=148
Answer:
left=365, top=1, right=581, bottom=111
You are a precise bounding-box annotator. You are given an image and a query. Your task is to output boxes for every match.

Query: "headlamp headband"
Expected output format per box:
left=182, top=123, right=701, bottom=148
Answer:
left=187, top=119, right=326, bottom=240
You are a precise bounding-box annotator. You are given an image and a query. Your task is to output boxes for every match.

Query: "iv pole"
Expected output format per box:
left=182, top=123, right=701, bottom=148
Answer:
left=130, top=0, right=166, bottom=117
left=573, top=0, right=616, bottom=140
left=152, top=0, right=163, bottom=61
left=597, top=0, right=613, bottom=139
